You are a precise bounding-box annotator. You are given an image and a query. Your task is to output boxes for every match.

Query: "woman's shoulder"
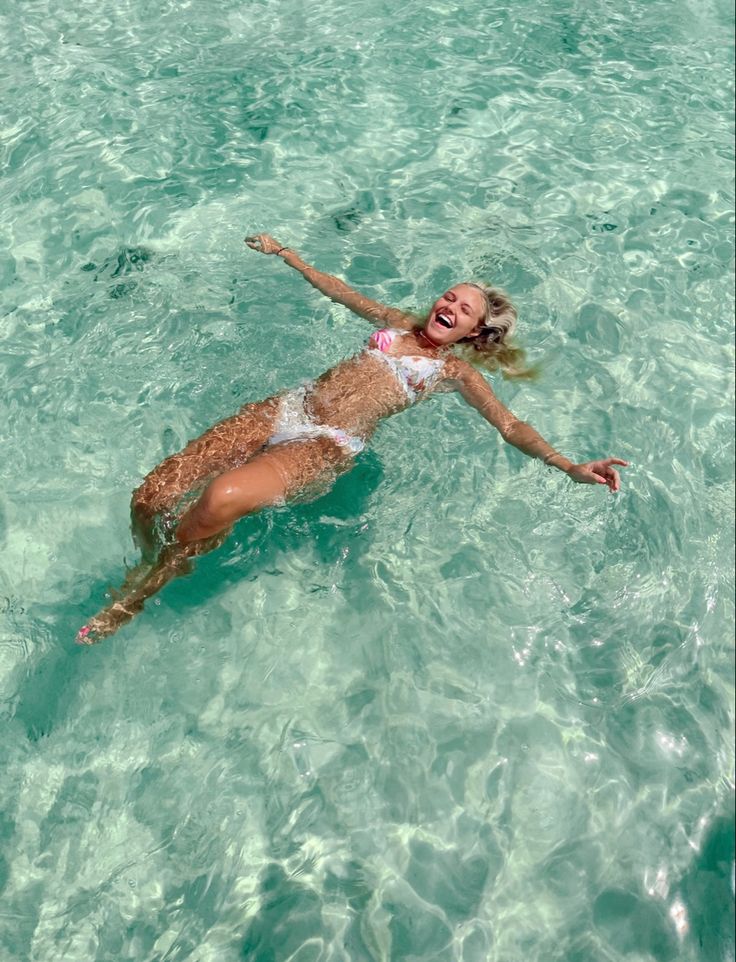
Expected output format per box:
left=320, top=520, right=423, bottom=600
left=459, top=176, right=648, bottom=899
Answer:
left=442, top=353, right=476, bottom=378
left=440, top=353, right=497, bottom=391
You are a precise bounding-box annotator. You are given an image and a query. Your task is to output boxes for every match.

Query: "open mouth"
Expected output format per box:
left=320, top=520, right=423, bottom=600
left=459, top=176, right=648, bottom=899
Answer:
left=435, top=311, right=454, bottom=329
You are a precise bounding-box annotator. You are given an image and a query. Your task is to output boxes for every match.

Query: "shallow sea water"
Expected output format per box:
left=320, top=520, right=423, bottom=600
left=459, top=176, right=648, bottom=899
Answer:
left=1, top=0, right=735, bottom=959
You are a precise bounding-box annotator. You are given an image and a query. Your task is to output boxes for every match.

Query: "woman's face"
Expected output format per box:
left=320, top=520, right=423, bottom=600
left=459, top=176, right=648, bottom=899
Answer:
left=424, top=284, right=486, bottom=346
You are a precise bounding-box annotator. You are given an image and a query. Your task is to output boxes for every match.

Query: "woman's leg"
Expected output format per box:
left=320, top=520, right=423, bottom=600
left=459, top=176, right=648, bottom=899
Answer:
left=76, top=534, right=227, bottom=644
left=77, top=438, right=352, bottom=643
left=130, top=396, right=281, bottom=539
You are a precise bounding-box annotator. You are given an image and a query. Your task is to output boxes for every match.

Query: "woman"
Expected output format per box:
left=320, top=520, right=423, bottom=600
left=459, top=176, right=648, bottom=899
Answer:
left=77, top=234, right=627, bottom=642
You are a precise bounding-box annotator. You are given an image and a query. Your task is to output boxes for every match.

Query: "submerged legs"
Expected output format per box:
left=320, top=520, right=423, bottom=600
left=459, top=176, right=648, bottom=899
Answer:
left=130, top=396, right=280, bottom=525
left=77, top=435, right=352, bottom=644
left=77, top=536, right=224, bottom=644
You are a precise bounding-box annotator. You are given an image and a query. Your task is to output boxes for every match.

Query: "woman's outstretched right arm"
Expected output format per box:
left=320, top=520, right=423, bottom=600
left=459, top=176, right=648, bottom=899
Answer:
left=245, top=234, right=413, bottom=328
left=450, top=359, right=627, bottom=492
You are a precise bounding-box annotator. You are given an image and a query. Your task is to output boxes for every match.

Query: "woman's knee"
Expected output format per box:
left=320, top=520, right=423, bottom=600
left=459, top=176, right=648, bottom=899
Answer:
left=197, top=459, right=285, bottom=521
left=193, top=475, right=256, bottom=528
left=175, top=476, right=250, bottom=544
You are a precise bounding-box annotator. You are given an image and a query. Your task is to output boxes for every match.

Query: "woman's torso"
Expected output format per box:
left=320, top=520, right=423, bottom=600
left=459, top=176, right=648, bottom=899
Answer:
left=303, top=328, right=459, bottom=438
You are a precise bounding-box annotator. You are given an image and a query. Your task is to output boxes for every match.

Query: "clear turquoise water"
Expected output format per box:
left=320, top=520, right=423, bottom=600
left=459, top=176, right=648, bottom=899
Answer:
left=1, top=0, right=734, bottom=959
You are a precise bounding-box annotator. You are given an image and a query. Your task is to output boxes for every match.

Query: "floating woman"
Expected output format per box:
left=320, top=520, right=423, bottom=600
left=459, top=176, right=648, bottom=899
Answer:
left=77, top=233, right=627, bottom=643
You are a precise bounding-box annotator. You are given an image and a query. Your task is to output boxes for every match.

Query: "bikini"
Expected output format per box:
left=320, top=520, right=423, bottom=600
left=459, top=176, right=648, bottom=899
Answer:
left=268, top=381, right=366, bottom=454
left=268, top=329, right=446, bottom=454
left=366, top=328, right=445, bottom=402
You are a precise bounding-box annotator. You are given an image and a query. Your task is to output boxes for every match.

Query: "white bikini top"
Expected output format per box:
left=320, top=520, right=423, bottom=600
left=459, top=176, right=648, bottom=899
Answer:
left=366, top=328, right=446, bottom=403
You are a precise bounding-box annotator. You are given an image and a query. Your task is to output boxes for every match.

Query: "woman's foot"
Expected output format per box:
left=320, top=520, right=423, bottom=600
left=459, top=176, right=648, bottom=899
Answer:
left=76, top=538, right=217, bottom=647
left=76, top=600, right=142, bottom=644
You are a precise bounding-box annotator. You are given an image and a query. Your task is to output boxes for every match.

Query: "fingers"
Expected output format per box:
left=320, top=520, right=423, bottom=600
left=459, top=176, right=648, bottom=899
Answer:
left=589, top=458, right=628, bottom=492
left=244, top=234, right=270, bottom=253
left=244, top=233, right=282, bottom=255
left=608, top=468, right=621, bottom=492
left=604, top=462, right=626, bottom=491
left=592, top=465, right=620, bottom=492
left=573, top=459, right=627, bottom=492
left=599, top=467, right=623, bottom=492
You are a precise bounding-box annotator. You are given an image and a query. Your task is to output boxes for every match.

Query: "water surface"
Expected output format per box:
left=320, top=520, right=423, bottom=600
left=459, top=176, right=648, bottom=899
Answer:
left=0, top=0, right=734, bottom=959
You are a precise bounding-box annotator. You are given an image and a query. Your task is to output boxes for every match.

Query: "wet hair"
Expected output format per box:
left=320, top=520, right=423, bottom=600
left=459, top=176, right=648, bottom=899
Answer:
left=457, top=282, right=537, bottom=380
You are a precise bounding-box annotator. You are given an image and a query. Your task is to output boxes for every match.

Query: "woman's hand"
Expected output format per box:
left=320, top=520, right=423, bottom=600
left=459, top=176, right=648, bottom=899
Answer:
left=244, top=234, right=287, bottom=255
left=567, top=458, right=628, bottom=492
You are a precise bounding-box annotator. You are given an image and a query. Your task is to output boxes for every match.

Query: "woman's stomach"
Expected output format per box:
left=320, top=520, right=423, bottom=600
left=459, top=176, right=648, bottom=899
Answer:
left=305, top=354, right=409, bottom=436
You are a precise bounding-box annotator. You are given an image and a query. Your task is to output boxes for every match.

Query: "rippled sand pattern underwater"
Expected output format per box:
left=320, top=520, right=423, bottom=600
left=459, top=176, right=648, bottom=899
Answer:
left=1, top=0, right=734, bottom=959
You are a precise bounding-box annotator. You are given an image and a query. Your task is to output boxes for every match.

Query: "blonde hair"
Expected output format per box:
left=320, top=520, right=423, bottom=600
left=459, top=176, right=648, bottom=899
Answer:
left=457, top=282, right=537, bottom=380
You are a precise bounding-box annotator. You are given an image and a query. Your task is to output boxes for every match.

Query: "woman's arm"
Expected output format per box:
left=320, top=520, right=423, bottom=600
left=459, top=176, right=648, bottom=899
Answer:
left=245, top=234, right=414, bottom=329
left=450, top=360, right=627, bottom=491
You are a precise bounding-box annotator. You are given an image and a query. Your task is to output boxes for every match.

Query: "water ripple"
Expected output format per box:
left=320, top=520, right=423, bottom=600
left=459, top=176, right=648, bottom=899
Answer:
left=0, top=0, right=733, bottom=959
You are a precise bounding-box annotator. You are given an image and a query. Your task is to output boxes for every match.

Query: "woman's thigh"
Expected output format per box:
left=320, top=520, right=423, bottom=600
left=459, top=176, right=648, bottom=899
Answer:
left=176, top=437, right=356, bottom=542
left=132, top=396, right=280, bottom=518
left=264, top=436, right=355, bottom=501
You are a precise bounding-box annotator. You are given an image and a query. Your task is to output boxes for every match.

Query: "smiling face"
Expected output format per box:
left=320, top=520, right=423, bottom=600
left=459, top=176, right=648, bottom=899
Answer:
left=424, top=284, right=487, bottom=346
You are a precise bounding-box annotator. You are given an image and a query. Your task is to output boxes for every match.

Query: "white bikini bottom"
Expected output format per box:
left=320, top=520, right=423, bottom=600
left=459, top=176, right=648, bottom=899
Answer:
left=268, top=384, right=365, bottom=455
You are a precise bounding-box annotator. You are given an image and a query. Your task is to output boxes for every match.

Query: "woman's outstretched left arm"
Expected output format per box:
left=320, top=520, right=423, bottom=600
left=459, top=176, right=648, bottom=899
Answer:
left=451, top=361, right=628, bottom=492
left=245, top=234, right=414, bottom=329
